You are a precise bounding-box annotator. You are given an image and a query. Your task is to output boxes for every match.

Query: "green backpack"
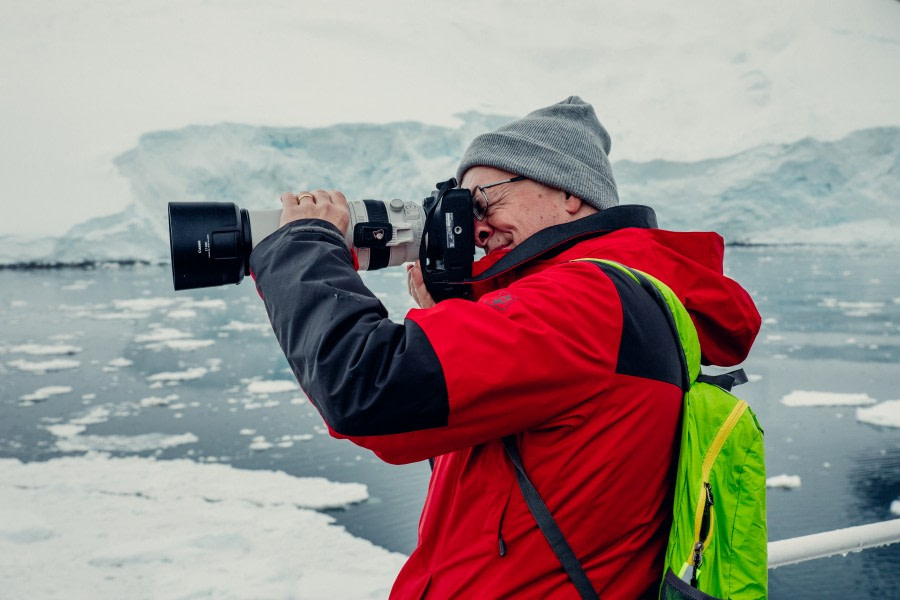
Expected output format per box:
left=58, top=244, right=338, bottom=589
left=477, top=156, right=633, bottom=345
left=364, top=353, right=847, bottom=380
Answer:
left=503, top=259, right=767, bottom=600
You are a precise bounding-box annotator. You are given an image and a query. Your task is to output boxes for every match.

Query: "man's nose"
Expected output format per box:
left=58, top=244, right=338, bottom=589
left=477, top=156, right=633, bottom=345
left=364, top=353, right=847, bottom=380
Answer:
left=474, top=219, right=492, bottom=248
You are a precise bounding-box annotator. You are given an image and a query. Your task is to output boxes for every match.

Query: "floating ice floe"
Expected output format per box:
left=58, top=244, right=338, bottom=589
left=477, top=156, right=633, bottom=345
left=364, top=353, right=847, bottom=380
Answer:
left=6, top=343, right=82, bottom=355
left=61, top=280, right=94, bottom=291
left=183, top=299, right=227, bottom=310
left=46, top=406, right=114, bottom=438
left=249, top=436, right=273, bottom=451
left=247, top=379, right=298, bottom=394
left=113, top=298, right=178, bottom=312
left=280, top=434, right=313, bottom=445
left=139, top=394, right=179, bottom=408
left=107, top=357, right=133, bottom=368
left=135, top=327, right=191, bottom=343
left=135, top=327, right=214, bottom=351
left=891, top=500, right=900, bottom=516
left=46, top=424, right=88, bottom=438
left=242, top=400, right=280, bottom=410
left=161, top=339, right=215, bottom=351
left=91, top=311, right=153, bottom=320
left=7, top=358, right=81, bottom=374
left=221, top=320, right=271, bottom=332
left=818, top=298, right=885, bottom=318
left=0, top=454, right=399, bottom=598
left=19, top=386, right=73, bottom=403
left=856, top=400, right=900, bottom=428
left=767, top=474, right=802, bottom=489
left=146, top=367, right=208, bottom=383
left=781, top=390, right=877, bottom=407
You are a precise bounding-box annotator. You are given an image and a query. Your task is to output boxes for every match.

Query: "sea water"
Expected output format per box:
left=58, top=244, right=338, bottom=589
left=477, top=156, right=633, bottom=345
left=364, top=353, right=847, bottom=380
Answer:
left=1, top=245, right=898, bottom=598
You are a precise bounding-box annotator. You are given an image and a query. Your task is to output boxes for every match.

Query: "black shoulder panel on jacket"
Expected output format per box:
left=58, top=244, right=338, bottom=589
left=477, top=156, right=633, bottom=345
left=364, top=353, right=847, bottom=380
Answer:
left=250, top=219, right=449, bottom=437
left=593, top=264, right=683, bottom=387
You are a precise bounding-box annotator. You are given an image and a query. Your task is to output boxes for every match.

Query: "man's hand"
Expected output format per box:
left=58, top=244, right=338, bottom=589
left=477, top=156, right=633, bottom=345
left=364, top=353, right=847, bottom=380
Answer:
left=280, top=190, right=351, bottom=234
left=406, top=260, right=435, bottom=308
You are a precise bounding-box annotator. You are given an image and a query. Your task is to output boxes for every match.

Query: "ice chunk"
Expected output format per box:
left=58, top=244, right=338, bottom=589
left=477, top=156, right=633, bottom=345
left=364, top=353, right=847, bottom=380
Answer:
left=767, top=474, right=802, bottom=489
left=20, top=386, right=73, bottom=403
left=8, top=358, right=80, bottom=374
left=856, top=400, right=900, bottom=428
left=781, top=391, right=877, bottom=407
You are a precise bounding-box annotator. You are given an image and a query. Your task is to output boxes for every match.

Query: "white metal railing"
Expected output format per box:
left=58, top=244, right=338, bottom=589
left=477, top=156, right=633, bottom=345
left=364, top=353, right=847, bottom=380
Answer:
left=768, top=518, right=900, bottom=568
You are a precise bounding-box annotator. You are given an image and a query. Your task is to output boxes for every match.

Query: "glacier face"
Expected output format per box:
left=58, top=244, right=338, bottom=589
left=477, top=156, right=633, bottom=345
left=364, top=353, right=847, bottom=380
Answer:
left=616, top=127, right=900, bottom=245
left=1, top=119, right=897, bottom=265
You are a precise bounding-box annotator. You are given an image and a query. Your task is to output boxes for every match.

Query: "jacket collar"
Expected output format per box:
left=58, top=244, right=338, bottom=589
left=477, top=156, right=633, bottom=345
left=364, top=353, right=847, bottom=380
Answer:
left=470, top=204, right=658, bottom=284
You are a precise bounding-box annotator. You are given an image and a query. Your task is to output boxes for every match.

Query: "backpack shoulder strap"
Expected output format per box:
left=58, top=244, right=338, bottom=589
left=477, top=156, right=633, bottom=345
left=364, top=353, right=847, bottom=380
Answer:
left=574, top=258, right=703, bottom=386
left=502, top=436, right=600, bottom=600
left=505, top=258, right=715, bottom=599
left=696, top=369, right=748, bottom=392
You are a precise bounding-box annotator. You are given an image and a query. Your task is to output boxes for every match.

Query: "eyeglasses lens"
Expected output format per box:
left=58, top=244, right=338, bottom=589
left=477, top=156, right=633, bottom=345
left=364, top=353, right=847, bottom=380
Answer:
left=473, top=188, right=489, bottom=221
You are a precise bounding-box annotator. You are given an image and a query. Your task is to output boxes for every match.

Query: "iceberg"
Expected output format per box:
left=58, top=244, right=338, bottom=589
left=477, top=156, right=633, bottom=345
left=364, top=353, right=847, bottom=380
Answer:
left=1, top=120, right=897, bottom=266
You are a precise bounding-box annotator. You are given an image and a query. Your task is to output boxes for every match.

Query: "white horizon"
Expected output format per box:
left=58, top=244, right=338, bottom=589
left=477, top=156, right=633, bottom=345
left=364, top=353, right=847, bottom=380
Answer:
left=2, top=0, right=899, bottom=236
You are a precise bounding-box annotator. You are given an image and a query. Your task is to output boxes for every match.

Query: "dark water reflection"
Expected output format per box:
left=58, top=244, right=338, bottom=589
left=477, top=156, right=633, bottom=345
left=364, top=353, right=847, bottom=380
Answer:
left=1, top=245, right=898, bottom=597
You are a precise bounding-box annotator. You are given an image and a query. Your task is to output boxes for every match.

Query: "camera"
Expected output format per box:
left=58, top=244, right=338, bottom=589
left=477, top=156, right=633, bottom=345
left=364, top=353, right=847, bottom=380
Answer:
left=167, top=179, right=476, bottom=300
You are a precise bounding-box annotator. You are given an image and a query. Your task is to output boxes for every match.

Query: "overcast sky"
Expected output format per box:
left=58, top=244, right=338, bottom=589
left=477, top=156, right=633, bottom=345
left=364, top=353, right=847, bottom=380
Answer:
left=2, top=0, right=898, bottom=236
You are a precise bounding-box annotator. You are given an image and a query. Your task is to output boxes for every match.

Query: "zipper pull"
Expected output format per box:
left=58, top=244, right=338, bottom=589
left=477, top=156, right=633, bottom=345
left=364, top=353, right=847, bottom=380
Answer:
left=691, top=541, right=703, bottom=587
left=498, top=531, right=507, bottom=557
left=692, top=483, right=715, bottom=588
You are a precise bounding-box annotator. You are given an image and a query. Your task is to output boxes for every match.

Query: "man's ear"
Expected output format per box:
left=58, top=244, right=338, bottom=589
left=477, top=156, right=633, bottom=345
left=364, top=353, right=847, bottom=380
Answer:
left=563, top=193, right=585, bottom=215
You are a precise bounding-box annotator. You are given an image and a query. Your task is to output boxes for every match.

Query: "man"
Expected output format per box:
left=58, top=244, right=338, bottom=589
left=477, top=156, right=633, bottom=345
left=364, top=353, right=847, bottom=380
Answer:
left=250, top=96, right=760, bottom=598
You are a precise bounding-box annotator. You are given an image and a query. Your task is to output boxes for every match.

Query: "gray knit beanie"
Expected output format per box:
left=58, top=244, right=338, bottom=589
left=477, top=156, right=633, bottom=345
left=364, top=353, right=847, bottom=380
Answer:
left=456, top=96, right=619, bottom=210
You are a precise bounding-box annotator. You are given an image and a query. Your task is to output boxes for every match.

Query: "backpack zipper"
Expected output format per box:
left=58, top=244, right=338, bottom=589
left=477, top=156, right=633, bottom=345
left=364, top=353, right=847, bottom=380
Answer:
left=688, top=399, right=749, bottom=585
left=690, top=483, right=715, bottom=586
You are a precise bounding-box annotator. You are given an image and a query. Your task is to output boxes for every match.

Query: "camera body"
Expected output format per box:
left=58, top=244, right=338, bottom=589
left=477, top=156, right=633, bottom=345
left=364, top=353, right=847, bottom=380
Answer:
left=167, top=178, right=476, bottom=300
left=420, top=181, right=476, bottom=301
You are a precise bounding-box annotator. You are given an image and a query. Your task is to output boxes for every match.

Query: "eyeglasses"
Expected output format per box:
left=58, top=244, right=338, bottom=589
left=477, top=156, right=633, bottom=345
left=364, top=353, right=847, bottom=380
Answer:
left=472, top=176, right=527, bottom=221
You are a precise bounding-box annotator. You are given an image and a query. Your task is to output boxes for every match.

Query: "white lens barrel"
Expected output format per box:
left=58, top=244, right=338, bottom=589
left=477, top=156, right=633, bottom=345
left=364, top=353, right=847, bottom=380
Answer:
left=246, top=200, right=425, bottom=270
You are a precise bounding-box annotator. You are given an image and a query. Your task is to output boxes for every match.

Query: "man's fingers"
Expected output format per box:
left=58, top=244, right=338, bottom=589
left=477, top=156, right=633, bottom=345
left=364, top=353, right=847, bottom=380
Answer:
left=278, top=188, right=351, bottom=233
left=406, top=261, right=435, bottom=309
left=328, top=190, right=348, bottom=208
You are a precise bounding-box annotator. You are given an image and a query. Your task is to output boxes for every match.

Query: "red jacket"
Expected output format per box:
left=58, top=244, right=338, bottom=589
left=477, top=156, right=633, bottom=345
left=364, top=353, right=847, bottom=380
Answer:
left=250, top=218, right=760, bottom=599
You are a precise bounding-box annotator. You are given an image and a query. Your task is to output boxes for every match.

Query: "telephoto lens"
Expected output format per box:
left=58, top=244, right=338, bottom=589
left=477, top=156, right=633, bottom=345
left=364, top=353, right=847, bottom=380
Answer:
left=168, top=199, right=425, bottom=291
left=168, top=202, right=251, bottom=291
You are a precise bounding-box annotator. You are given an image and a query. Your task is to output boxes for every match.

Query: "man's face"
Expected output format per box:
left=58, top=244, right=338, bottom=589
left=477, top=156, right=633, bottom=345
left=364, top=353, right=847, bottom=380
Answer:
left=460, top=166, right=593, bottom=255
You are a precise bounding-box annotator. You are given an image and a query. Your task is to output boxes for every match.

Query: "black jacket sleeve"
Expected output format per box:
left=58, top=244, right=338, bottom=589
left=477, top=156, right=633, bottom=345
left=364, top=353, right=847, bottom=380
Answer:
left=248, top=219, right=449, bottom=436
